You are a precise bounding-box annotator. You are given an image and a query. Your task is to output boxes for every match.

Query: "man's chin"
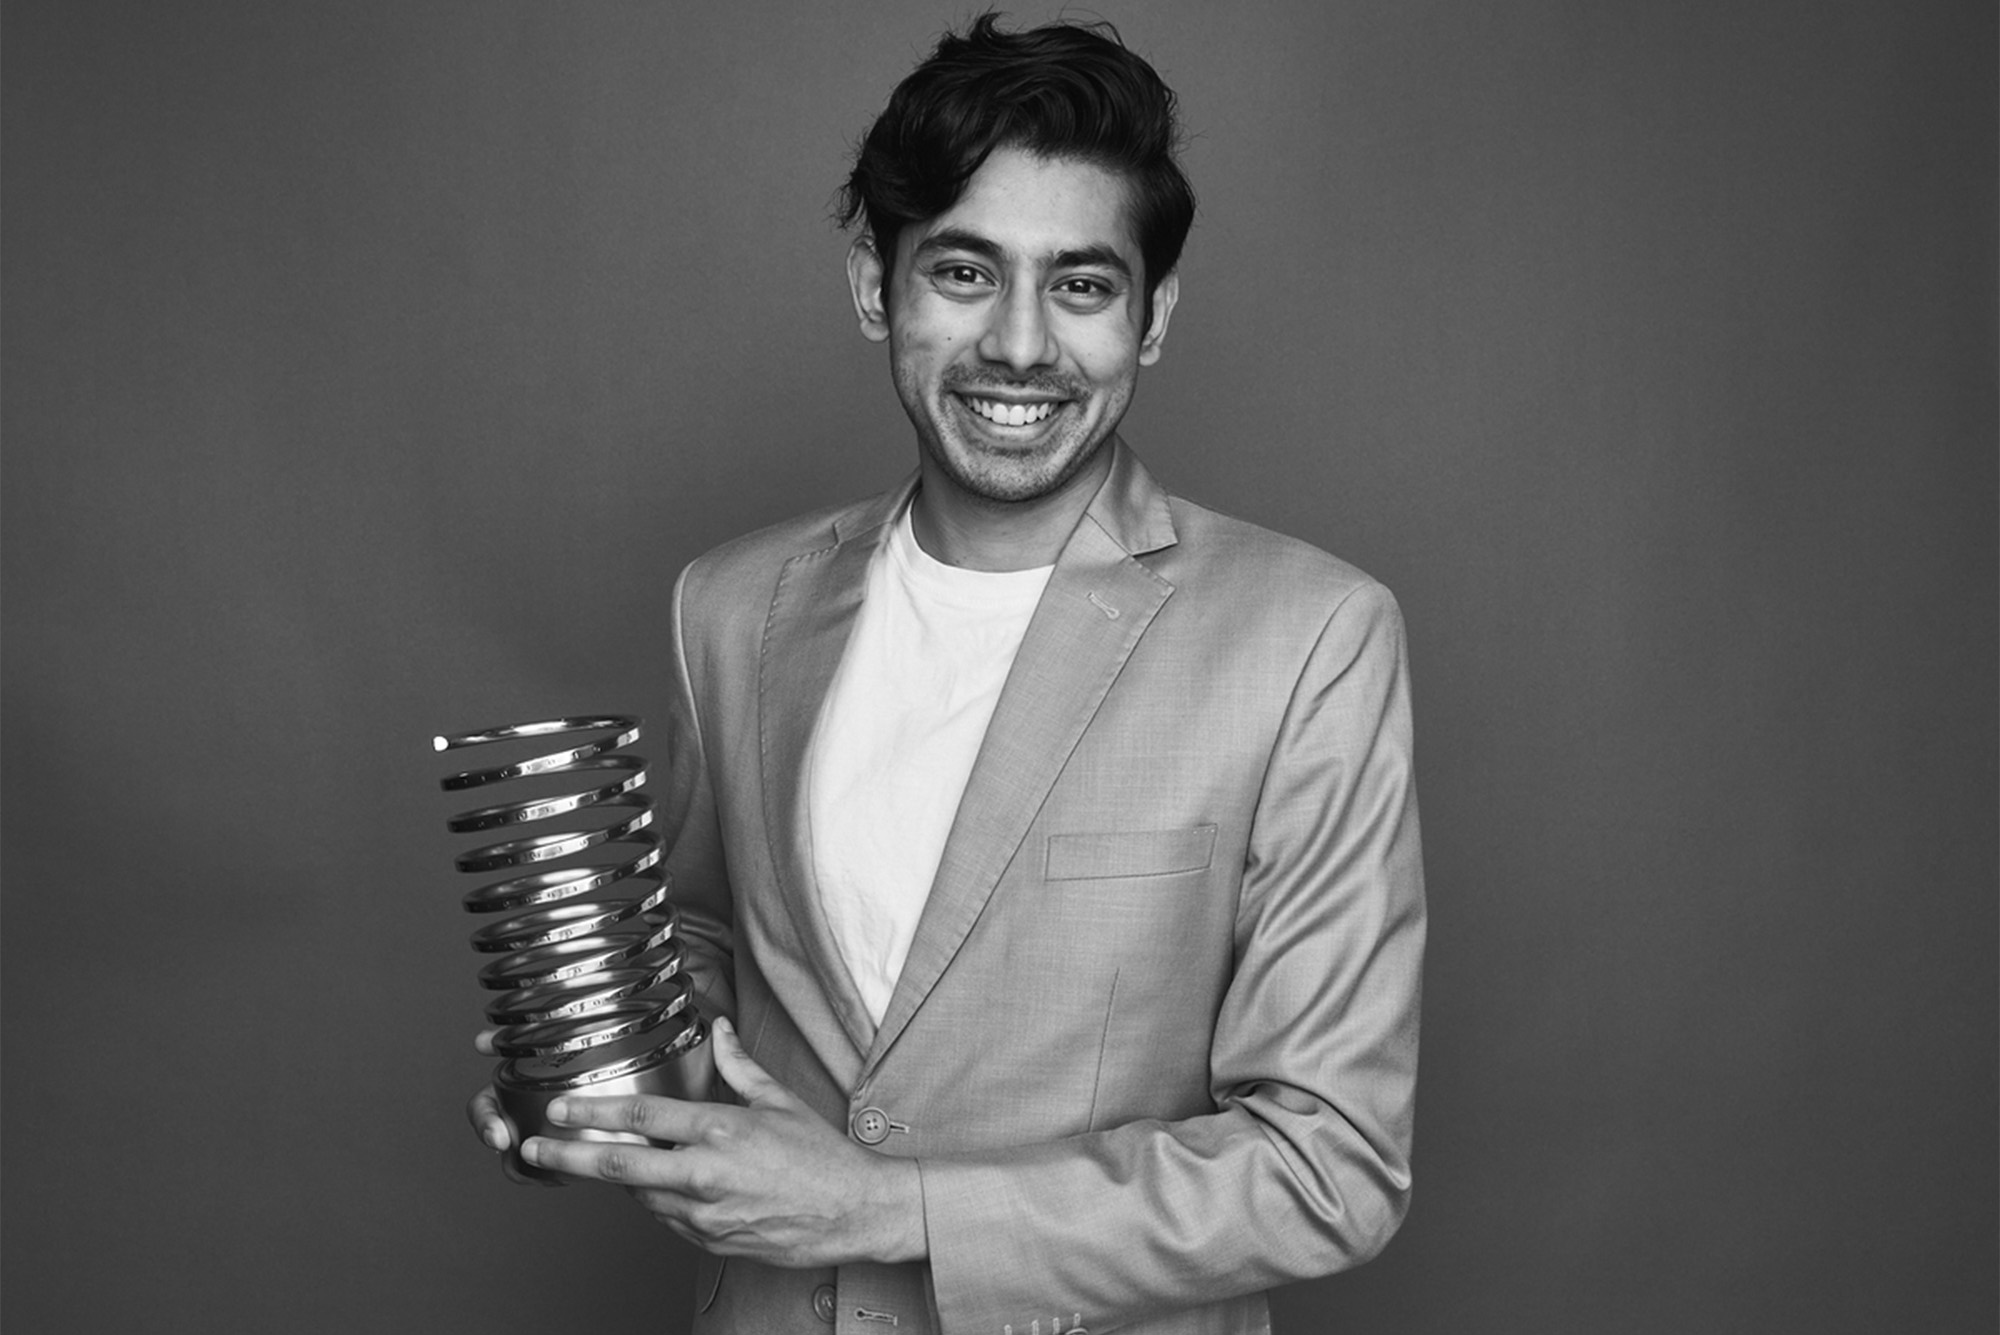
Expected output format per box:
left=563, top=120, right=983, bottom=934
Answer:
left=926, top=433, right=1106, bottom=506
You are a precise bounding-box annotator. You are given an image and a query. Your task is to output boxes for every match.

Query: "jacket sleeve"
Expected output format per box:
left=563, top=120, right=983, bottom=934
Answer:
left=918, top=579, right=1426, bottom=1332
left=661, top=562, right=738, bottom=1030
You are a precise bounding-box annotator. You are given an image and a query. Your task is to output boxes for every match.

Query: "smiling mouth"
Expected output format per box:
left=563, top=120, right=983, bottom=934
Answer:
left=960, top=395, right=1063, bottom=427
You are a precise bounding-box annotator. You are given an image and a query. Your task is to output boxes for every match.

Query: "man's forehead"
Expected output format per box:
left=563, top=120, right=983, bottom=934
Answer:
left=904, top=148, right=1141, bottom=269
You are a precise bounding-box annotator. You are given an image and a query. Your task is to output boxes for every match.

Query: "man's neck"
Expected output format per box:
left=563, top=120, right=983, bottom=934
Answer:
left=908, top=445, right=1112, bottom=572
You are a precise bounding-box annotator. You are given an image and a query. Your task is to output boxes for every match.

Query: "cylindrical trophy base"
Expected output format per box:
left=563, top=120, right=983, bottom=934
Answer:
left=495, top=1017, right=714, bottom=1183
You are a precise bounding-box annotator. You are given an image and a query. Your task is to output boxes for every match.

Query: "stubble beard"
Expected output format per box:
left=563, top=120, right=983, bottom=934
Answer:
left=904, top=366, right=1130, bottom=507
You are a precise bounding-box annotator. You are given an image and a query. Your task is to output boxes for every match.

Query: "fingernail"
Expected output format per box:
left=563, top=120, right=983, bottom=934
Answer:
left=546, top=1098, right=570, bottom=1124
left=520, top=1138, right=540, bottom=1165
left=484, top=1125, right=507, bottom=1151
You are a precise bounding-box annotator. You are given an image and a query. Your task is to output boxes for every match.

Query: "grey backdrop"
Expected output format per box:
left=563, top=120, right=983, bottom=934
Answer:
left=4, top=1, right=1993, bottom=1331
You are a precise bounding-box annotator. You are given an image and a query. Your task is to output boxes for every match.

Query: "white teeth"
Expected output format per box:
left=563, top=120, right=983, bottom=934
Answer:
left=967, top=397, right=1056, bottom=426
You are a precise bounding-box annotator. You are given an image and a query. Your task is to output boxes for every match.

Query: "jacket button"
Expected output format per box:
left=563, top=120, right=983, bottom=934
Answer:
left=851, top=1106, right=891, bottom=1145
left=811, top=1283, right=835, bottom=1323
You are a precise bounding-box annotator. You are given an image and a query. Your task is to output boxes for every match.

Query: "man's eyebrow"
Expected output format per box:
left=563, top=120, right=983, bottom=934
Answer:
left=912, top=230, right=1134, bottom=281
left=1049, top=245, right=1133, bottom=280
left=911, top=229, right=1004, bottom=264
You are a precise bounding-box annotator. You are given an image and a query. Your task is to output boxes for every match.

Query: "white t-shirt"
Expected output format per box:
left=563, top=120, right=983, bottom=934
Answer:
left=805, top=502, right=1053, bottom=1026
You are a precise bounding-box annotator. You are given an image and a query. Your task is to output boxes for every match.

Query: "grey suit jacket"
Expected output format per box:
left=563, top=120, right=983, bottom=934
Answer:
left=657, top=440, right=1425, bottom=1334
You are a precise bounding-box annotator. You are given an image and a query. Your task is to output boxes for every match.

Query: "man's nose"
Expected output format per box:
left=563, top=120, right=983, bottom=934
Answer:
left=977, top=285, right=1057, bottom=372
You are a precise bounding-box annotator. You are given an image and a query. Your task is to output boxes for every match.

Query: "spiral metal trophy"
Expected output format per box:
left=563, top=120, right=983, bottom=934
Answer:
left=435, top=715, right=710, bottom=1182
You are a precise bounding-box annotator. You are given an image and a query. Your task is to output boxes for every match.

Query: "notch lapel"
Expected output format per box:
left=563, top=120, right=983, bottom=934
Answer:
left=862, top=444, right=1178, bottom=1078
left=758, top=484, right=910, bottom=1061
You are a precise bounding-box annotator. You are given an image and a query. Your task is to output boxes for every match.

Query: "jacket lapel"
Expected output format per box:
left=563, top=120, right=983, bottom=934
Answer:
left=758, top=481, right=912, bottom=1060
left=862, top=441, right=1178, bottom=1077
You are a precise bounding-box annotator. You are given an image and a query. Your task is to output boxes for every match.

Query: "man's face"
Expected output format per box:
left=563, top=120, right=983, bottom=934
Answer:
left=849, top=146, right=1177, bottom=506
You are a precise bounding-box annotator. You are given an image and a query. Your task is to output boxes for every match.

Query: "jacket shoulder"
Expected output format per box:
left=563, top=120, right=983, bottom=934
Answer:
left=1159, top=495, right=1396, bottom=618
left=674, top=491, right=884, bottom=617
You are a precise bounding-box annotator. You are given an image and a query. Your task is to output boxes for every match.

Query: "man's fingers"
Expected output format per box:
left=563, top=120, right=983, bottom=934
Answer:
left=546, top=1093, right=715, bottom=1145
left=467, top=1085, right=511, bottom=1151
left=472, top=1027, right=500, bottom=1057
left=709, top=1017, right=795, bottom=1110
left=633, top=1188, right=703, bottom=1241
left=521, top=1133, right=701, bottom=1190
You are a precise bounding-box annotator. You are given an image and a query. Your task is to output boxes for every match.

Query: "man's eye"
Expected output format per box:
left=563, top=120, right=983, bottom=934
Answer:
left=935, top=264, right=989, bottom=287
left=1054, top=277, right=1117, bottom=307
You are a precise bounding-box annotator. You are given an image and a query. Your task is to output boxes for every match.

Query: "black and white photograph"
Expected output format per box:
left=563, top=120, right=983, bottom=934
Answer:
left=3, top=2, right=1993, bottom=1331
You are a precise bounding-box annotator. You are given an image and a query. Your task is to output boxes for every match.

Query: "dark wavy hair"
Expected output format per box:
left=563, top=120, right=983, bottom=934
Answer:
left=836, top=13, right=1196, bottom=295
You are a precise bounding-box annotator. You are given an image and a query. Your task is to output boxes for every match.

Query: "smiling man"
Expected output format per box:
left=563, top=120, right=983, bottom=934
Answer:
left=471, top=16, right=1425, bottom=1334
left=861, top=146, right=1173, bottom=538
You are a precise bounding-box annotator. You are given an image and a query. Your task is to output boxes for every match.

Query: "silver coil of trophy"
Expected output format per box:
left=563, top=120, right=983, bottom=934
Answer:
left=435, top=715, right=711, bottom=1182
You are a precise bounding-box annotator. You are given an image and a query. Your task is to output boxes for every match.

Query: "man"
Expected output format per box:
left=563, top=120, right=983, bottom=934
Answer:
left=472, top=16, right=1424, bottom=1333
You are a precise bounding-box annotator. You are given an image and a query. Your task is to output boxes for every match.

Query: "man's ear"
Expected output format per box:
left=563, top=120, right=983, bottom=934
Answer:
left=847, top=237, right=891, bottom=343
left=1138, top=270, right=1179, bottom=367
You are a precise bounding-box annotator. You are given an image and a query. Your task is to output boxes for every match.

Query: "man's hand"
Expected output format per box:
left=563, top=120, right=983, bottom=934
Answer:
left=465, top=1030, right=565, bottom=1187
left=520, top=1018, right=929, bottom=1269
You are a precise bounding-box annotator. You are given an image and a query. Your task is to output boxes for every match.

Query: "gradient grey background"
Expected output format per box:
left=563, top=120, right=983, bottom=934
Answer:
left=4, top=1, right=1993, bottom=1331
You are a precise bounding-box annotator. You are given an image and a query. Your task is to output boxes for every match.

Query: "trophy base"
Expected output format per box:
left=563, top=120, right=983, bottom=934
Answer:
left=495, top=1017, right=713, bottom=1184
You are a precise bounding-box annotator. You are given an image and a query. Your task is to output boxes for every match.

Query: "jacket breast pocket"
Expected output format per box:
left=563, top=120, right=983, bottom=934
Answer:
left=1044, top=824, right=1217, bottom=882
